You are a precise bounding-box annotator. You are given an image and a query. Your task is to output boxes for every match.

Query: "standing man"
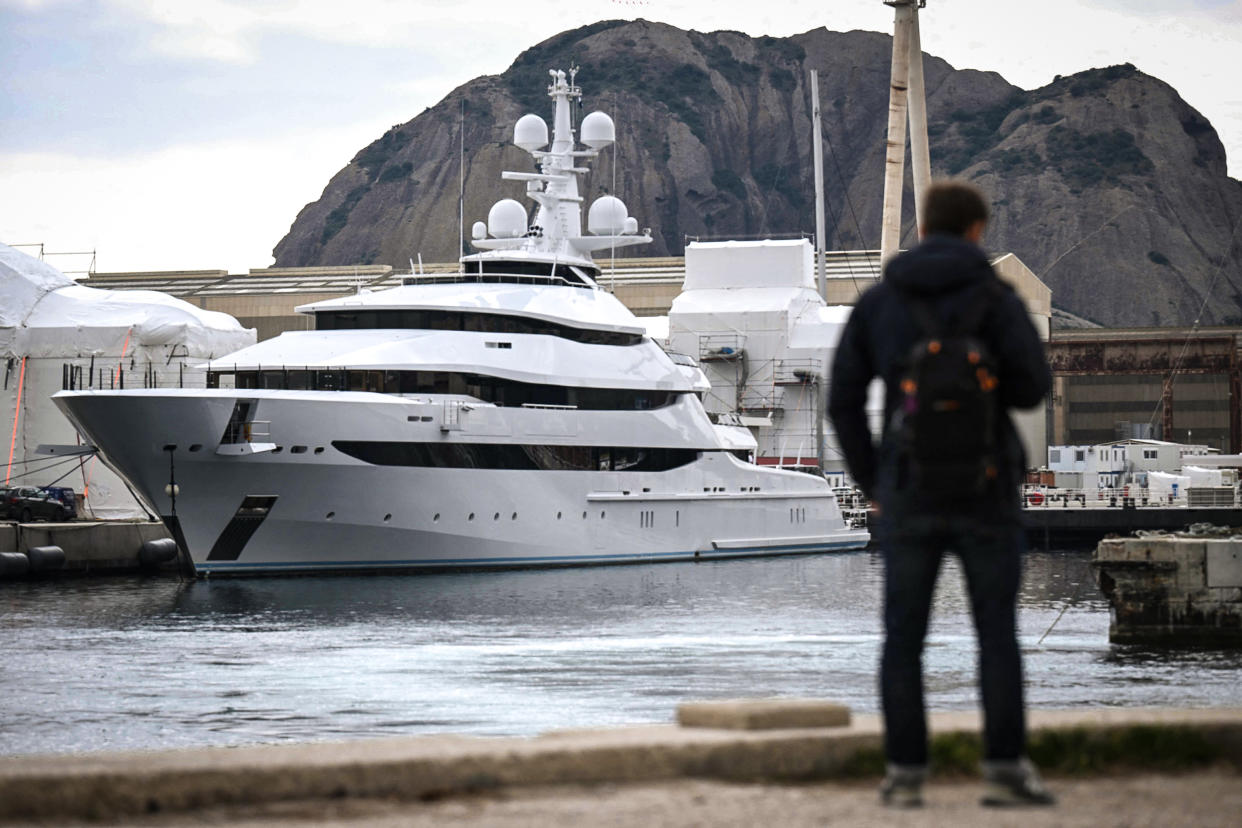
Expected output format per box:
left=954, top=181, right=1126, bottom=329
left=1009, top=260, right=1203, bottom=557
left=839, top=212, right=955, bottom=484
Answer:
left=828, top=181, right=1054, bottom=808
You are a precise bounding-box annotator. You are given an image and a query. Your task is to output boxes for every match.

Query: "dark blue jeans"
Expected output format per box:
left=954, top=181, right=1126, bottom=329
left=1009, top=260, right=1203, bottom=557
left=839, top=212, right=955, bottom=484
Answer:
left=879, top=514, right=1026, bottom=766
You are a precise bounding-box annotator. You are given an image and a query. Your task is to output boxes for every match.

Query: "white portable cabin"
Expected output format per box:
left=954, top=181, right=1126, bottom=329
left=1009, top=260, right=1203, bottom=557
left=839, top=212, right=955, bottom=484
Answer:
left=667, top=239, right=883, bottom=485
left=1, top=244, right=254, bottom=517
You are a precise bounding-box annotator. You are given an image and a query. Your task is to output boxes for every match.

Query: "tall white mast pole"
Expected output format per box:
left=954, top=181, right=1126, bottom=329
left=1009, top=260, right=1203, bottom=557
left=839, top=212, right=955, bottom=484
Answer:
left=811, top=69, right=827, bottom=302
left=879, top=0, right=917, bottom=265
left=907, top=3, right=932, bottom=232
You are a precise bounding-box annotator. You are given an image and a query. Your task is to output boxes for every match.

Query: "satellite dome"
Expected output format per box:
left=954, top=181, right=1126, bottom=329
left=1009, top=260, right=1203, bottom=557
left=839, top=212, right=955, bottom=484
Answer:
left=588, top=196, right=628, bottom=236
left=580, top=111, right=615, bottom=149
left=471, top=220, right=487, bottom=240
left=487, top=199, right=528, bottom=239
left=514, top=114, right=548, bottom=152
left=622, top=216, right=639, bottom=236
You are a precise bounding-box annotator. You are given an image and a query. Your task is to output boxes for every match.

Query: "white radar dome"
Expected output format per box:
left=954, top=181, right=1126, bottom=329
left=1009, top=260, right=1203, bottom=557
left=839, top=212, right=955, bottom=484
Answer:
left=580, top=111, right=615, bottom=149
left=588, top=196, right=628, bottom=236
left=514, top=114, right=548, bottom=152
left=623, top=216, right=639, bottom=236
left=488, top=199, right=528, bottom=239
left=471, top=220, right=487, bottom=240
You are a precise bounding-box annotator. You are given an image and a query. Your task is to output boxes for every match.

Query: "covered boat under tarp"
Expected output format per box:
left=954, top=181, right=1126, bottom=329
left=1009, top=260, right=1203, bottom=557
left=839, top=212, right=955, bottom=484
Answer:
left=1, top=243, right=254, bottom=517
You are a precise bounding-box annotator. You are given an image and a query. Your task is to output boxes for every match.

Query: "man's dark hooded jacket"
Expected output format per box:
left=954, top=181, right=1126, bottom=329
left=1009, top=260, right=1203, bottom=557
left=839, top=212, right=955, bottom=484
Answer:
left=828, top=234, right=1051, bottom=522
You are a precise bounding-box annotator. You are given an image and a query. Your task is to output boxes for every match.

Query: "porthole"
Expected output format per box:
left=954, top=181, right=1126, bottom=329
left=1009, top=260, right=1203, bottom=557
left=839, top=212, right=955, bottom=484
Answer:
left=557, top=511, right=562, bottom=520
left=383, top=513, right=392, bottom=523
left=188, top=444, right=202, bottom=452
left=326, top=511, right=335, bottom=520
left=493, top=512, right=500, bottom=521
left=433, top=513, right=440, bottom=522
left=314, top=447, right=324, bottom=454
left=272, top=446, right=283, bottom=454
left=511, top=512, right=517, bottom=520
left=600, top=511, right=606, bottom=519
left=162, top=444, right=177, bottom=452
left=582, top=511, right=588, bottom=519
left=291, top=445, right=308, bottom=454
left=468, top=512, right=475, bottom=521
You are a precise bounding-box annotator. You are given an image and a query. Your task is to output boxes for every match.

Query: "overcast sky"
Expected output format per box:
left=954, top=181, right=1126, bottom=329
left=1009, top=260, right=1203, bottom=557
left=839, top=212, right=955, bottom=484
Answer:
left=2, top=0, right=1240, bottom=274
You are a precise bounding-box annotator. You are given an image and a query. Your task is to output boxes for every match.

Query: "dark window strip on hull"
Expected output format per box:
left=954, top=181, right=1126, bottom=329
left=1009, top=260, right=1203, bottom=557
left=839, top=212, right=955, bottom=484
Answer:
left=332, top=441, right=706, bottom=472
left=314, top=309, right=640, bottom=346
left=208, top=369, right=677, bottom=412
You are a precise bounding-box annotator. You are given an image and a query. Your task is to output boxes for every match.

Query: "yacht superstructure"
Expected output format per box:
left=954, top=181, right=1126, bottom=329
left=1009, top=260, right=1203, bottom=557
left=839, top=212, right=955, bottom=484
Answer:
left=54, top=69, right=868, bottom=575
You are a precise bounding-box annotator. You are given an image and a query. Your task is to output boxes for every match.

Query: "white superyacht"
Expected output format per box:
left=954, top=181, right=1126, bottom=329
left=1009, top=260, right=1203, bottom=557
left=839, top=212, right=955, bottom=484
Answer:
left=54, top=69, right=868, bottom=575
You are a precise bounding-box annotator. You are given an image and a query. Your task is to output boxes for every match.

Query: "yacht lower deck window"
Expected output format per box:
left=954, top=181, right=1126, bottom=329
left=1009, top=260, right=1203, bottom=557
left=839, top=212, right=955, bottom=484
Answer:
left=208, top=369, right=679, bottom=411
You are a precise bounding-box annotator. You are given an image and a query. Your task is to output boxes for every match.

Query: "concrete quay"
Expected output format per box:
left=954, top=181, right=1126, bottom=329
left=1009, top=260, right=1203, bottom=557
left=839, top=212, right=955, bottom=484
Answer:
left=1, top=706, right=1239, bottom=825
left=0, top=519, right=176, bottom=577
left=1094, top=534, right=1242, bottom=642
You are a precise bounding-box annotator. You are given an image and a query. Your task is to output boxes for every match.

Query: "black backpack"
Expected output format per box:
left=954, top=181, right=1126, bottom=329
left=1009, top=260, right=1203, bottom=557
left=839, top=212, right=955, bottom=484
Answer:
left=892, top=283, right=1001, bottom=504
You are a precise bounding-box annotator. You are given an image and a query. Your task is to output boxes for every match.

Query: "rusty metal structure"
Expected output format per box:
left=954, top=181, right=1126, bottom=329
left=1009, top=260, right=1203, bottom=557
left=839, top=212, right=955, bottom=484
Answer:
left=1048, top=329, right=1242, bottom=452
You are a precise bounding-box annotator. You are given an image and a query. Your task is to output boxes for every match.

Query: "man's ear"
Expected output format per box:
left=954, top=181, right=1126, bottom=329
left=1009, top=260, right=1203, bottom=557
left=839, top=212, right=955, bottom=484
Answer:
left=965, top=220, right=987, bottom=244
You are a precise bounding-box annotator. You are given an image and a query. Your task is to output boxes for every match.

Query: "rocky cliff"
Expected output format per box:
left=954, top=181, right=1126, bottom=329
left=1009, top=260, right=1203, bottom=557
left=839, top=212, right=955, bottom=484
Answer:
left=272, top=20, right=1242, bottom=328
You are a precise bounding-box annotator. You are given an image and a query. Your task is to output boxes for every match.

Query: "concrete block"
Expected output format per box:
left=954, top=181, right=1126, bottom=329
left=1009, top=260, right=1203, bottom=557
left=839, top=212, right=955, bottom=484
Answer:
left=1206, top=540, right=1242, bottom=588
left=0, top=523, right=16, bottom=552
left=677, top=699, right=851, bottom=730
left=1094, top=538, right=1126, bottom=562
left=1128, top=538, right=1175, bottom=563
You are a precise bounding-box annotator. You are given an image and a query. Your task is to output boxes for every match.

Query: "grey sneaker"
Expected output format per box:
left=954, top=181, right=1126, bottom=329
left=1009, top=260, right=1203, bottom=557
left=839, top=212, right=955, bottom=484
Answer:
left=879, top=764, right=925, bottom=808
left=981, top=758, right=1056, bottom=807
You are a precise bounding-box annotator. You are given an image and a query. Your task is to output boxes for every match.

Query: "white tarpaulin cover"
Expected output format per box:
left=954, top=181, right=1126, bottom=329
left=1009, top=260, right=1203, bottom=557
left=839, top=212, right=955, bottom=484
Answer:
left=1183, top=465, right=1224, bottom=488
left=1, top=243, right=252, bottom=358
left=2, top=243, right=255, bottom=517
left=1148, top=471, right=1191, bottom=497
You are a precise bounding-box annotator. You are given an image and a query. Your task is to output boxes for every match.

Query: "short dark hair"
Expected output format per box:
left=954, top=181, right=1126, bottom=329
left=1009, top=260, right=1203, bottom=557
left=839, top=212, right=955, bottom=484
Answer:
left=922, top=181, right=989, bottom=237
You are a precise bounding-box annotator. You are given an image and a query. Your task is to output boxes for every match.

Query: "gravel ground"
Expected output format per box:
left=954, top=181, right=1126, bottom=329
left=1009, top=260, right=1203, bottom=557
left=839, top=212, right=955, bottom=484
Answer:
left=30, top=769, right=1242, bottom=828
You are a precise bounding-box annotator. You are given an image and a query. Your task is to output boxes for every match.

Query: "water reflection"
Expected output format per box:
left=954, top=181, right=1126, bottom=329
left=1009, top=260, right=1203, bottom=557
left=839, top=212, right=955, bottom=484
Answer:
left=1, top=550, right=1239, bottom=757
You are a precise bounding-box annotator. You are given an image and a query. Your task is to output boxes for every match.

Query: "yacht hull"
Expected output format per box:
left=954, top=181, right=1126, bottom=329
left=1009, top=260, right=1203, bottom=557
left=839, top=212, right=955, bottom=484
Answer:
left=55, top=389, right=868, bottom=576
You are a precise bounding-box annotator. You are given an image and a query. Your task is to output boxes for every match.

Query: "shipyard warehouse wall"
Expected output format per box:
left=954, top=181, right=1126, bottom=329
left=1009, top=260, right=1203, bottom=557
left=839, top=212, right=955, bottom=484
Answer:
left=1048, top=329, right=1242, bottom=453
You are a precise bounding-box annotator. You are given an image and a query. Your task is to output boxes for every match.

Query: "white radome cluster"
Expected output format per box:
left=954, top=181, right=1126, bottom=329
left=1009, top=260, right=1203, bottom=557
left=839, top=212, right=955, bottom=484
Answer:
left=473, top=104, right=640, bottom=243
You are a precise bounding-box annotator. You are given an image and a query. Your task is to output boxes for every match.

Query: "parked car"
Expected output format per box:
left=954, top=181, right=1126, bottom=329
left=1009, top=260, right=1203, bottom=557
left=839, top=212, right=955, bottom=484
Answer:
left=0, top=486, right=77, bottom=522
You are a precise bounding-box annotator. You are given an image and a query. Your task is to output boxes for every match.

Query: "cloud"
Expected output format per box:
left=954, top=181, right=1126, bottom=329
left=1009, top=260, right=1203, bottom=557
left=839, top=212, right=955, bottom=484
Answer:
left=3, top=0, right=1241, bottom=275
left=0, top=122, right=385, bottom=273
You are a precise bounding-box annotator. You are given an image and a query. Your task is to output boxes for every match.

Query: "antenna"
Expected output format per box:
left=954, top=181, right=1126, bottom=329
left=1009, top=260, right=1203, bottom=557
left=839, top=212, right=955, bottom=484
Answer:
left=458, top=98, right=465, bottom=275
left=811, top=69, right=827, bottom=302
left=610, top=92, right=618, bottom=293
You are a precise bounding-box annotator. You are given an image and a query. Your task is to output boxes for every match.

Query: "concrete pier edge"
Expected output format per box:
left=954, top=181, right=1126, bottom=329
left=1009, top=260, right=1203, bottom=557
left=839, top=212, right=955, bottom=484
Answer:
left=0, top=707, right=1239, bottom=822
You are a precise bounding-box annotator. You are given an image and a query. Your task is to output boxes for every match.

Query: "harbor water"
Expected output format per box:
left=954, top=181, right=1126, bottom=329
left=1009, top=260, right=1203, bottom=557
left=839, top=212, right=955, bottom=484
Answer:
left=3, top=549, right=1241, bottom=757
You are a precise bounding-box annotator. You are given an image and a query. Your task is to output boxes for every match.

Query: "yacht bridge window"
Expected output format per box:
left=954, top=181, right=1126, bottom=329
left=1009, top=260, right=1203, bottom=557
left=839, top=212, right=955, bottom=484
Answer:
left=208, top=368, right=677, bottom=411
left=332, top=441, right=702, bottom=472
left=313, top=308, right=641, bottom=346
